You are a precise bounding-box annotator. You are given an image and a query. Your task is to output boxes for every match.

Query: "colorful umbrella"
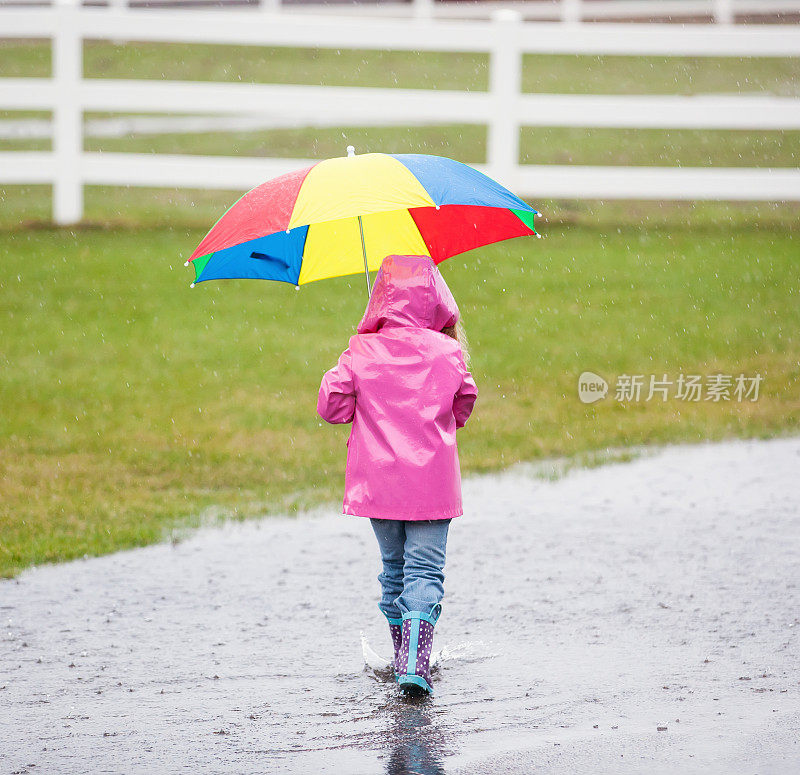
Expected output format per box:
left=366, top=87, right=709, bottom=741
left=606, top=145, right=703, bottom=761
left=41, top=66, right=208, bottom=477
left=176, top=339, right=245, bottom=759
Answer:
left=186, top=149, right=540, bottom=294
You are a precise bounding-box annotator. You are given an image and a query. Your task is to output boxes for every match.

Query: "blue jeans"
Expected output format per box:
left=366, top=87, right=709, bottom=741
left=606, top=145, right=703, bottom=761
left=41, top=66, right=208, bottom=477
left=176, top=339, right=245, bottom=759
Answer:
left=370, top=518, right=451, bottom=619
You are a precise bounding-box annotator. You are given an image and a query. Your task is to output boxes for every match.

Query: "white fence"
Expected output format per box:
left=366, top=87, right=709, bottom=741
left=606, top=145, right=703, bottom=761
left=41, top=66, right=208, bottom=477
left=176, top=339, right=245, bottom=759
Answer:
left=1, top=6, right=800, bottom=223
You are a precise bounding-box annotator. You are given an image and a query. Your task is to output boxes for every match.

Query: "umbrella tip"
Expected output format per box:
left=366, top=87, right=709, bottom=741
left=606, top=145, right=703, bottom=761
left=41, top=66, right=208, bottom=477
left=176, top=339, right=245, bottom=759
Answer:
left=184, top=261, right=189, bottom=267
left=346, top=145, right=355, bottom=157
left=190, top=282, right=196, bottom=288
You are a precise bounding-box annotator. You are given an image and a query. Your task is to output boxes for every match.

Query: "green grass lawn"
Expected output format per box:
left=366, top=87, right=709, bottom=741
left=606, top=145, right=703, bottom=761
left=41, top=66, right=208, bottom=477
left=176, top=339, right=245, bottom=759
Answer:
left=1, top=37, right=798, bottom=577
left=6, top=121, right=797, bottom=170
left=1, top=219, right=798, bottom=577
left=3, top=39, right=800, bottom=95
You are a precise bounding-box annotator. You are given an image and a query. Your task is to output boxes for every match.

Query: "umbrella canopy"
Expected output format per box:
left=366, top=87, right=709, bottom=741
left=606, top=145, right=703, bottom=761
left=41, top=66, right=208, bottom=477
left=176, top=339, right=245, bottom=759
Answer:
left=187, top=152, right=539, bottom=290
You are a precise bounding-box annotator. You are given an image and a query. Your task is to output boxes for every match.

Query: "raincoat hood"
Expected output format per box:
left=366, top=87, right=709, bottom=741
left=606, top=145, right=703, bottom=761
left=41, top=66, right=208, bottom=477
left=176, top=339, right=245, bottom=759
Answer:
left=357, top=255, right=459, bottom=335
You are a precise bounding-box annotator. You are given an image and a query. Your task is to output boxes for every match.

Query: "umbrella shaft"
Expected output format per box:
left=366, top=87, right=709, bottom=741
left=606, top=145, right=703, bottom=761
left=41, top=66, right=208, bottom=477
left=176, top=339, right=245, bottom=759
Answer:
left=358, top=215, right=371, bottom=296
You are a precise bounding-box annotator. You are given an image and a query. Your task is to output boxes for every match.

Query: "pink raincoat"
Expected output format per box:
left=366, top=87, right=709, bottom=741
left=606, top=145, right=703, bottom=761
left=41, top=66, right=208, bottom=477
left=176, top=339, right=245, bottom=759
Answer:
left=317, top=254, right=478, bottom=520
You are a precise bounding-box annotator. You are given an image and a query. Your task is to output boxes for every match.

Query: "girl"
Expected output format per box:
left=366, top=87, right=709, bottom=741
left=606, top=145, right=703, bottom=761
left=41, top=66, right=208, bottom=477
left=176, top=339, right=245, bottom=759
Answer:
left=317, top=254, right=477, bottom=695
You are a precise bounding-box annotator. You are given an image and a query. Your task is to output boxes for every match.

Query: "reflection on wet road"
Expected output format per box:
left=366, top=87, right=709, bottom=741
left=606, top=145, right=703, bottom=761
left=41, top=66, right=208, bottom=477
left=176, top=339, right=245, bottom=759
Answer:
left=384, top=699, right=446, bottom=775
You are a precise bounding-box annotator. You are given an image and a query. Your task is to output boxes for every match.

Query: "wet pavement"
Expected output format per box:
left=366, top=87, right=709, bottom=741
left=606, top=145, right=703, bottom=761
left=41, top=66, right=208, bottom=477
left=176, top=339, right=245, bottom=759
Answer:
left=2, top=437, right=799, bottom=774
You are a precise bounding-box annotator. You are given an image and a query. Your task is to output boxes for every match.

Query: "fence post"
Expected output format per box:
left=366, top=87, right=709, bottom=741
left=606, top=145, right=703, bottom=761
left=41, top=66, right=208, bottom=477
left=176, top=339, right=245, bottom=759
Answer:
left=713, top=0, right=734, bottom=24
left=412, top=0, right=434, bottom=20
left=53, top=0, right=83, bottom=225
left=108, top=0, right=128, bottom=46
left=488, top=9, right=522, bottom=189
left=561, top=0, right=582, bottom=23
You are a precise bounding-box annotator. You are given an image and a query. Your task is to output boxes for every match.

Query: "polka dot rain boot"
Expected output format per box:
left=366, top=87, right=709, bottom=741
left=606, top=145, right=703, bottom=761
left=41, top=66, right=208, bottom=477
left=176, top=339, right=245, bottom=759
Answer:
left=383, top=612, right=403, bottom=679
left=397, top=604, right=441, bottom=695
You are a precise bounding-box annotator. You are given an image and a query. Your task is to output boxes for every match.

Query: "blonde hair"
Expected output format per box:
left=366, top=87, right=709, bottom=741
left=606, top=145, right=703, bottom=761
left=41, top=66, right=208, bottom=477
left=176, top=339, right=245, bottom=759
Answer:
left=441, top=318, right=470, bottom=368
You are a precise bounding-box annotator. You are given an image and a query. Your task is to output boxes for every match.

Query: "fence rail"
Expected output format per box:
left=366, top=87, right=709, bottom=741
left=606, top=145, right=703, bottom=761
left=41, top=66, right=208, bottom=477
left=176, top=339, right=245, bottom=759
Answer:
left=4, top=0, right=800, bottom=24
left=1, top=6, right=799, bottom=224
left=4, top=79, right=800, bottom=130
left=5, top=151, right=799, bottom=201
left=5, top=7, right=800, bottom=53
